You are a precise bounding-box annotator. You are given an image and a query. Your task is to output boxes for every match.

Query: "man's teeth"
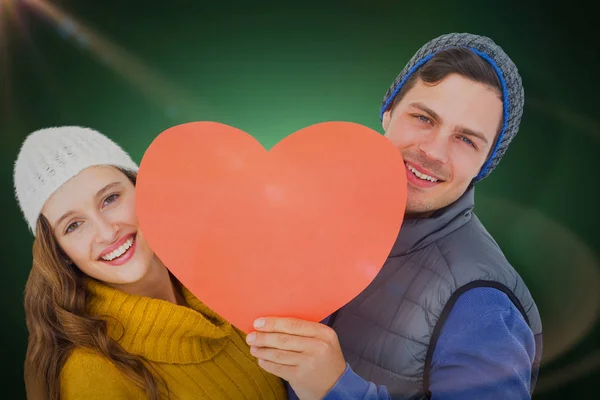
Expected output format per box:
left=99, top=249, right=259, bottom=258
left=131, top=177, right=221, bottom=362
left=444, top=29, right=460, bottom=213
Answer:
left=102, top=237, right=134, bottom=261
left=407, top=164, right=439, bottom=182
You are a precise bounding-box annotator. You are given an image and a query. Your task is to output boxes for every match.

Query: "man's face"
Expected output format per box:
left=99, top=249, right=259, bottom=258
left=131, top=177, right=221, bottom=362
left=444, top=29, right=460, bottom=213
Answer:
left=382, top=73, right=503, bottom=216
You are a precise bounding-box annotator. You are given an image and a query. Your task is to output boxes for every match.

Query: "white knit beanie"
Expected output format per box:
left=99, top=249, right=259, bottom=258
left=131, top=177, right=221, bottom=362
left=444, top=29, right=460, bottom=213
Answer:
left=13, top=126, right=139, bottom=235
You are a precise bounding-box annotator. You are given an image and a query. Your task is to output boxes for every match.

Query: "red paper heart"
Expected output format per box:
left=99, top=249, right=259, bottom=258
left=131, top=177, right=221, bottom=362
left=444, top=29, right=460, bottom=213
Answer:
left=135, top=121, right=407, bottom=333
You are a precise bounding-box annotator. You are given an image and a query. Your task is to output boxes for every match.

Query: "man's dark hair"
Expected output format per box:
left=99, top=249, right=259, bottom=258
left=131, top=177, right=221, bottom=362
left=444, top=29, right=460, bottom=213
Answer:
left=387, top=48, right=502, bottom=112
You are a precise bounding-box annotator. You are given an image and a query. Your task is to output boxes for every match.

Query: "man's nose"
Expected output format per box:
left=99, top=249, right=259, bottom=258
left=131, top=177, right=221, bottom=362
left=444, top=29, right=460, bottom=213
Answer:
left=417, top=133, right=449, bottom=164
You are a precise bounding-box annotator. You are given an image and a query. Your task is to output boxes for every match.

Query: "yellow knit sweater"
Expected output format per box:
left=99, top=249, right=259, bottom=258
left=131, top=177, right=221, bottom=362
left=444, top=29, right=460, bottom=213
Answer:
left=59, top=279, right=287, bottom=399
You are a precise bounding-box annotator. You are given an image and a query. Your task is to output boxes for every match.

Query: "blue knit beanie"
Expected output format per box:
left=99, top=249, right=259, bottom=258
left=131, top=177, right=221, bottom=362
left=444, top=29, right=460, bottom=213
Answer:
left=380, top=33, right=524, bottom=183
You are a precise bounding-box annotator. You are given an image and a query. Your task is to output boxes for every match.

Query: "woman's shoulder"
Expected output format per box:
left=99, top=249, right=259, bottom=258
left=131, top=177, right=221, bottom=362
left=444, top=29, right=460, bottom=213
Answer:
left=62, top=347, right=117, bottom=371
left=60, top=348, right=144, bottom=399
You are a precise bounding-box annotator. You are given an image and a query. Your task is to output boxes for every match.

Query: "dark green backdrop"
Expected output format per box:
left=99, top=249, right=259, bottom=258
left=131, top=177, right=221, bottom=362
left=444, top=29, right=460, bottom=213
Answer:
left=2, top=0, right=598, bottom=398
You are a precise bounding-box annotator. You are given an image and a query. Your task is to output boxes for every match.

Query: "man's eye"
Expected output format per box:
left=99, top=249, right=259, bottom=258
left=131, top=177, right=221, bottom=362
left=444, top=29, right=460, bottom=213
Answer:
left=416, top=115, right=432, bottom=125
left=460, top=136, right=475, bottom=148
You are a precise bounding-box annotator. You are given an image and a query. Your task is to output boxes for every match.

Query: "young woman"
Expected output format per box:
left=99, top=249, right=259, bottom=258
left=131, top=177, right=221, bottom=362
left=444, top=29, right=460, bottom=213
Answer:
left=14, top=126, right=287, bottom=400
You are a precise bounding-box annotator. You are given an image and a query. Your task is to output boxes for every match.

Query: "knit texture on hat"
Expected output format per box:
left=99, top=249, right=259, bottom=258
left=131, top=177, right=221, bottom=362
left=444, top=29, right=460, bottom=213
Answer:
left=380, top=32, right=524, bottom=183
left=13, top=126, right=139, bottom=235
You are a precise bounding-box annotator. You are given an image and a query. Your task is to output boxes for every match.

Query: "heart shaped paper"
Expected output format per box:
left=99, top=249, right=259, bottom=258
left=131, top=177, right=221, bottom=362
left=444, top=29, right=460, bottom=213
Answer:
left=135, top=121, right=407, bottom=333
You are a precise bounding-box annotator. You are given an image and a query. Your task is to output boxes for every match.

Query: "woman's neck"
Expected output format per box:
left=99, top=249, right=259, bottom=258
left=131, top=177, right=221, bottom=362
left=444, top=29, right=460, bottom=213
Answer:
left=108, top=256, right=187, bottom=306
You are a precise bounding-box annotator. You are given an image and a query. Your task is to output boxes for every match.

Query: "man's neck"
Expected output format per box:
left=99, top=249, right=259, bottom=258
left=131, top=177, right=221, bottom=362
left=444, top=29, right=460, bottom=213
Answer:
left=405, top=210, right=436, bottom=219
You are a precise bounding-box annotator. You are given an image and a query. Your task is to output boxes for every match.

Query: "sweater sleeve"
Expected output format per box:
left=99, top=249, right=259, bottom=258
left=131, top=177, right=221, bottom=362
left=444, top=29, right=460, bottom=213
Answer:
left=429, top=287, right=536, bottom=400
left=60, top=348, right=146, bottom=399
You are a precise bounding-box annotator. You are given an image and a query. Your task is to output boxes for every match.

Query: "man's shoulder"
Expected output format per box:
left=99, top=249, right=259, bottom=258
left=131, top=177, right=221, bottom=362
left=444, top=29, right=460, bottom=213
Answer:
left=429, top=210, right=542, bottom=334
left=433, top=211, right=515, bottom=275
left=441, top=209, right=504, bottom=250
left=417, top=210, right=534, bottom=315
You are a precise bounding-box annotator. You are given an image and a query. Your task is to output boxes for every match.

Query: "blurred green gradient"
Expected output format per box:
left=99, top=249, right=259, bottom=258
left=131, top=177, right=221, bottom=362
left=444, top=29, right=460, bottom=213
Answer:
left=1, top=1, right=598, bottom=398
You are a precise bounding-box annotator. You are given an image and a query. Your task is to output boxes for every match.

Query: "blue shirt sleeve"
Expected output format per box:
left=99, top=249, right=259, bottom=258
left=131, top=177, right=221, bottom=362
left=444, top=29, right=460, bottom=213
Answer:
left=322, top=364, right=391, bottom=400
left=429, top=287, right=536, bottom=400
left=288, top=287, right=536, bottom=400
left=285, top=363, right=391, bottom=400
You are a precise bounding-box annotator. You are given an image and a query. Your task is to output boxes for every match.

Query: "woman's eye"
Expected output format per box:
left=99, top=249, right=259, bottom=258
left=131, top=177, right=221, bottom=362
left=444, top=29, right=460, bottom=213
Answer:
left=103, top=193, right=119, bottom=206
left=65, top=221, right=81, bottom=234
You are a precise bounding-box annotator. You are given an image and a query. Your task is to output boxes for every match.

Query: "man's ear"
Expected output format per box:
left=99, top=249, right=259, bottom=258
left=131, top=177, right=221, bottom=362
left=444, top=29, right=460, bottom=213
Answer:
left=382, top=109, right=392, bottom=132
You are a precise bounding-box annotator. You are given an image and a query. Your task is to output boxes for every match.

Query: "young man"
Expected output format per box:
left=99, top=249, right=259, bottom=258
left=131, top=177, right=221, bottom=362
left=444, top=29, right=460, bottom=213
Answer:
left=246, top=33, right=543, bottom=400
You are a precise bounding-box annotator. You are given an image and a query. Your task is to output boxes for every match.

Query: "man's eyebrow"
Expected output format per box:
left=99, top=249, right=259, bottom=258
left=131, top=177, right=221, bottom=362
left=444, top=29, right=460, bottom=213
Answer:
left=454, top=126, right=489, bottom=145
left=409, top=102, right=443, bottom=123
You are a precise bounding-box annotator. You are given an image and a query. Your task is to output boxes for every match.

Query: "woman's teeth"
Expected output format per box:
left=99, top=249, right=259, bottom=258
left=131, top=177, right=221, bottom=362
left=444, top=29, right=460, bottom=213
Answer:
left=102, top=237, right=134, bottom=261
left=407, top=164, right=439, bottom=182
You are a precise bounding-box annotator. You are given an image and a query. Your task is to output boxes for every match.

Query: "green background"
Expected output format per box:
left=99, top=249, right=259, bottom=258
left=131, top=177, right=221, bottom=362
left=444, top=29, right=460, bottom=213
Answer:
left=1, top=0, right=598, bottom=398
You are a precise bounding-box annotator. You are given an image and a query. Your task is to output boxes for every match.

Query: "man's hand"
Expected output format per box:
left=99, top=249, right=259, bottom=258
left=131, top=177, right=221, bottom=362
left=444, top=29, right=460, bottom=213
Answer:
left=247, top=317, right=347, bottom=400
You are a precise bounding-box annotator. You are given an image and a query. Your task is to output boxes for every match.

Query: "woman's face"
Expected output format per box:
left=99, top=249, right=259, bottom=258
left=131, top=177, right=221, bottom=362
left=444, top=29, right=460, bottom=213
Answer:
left=41, top=165, right=158, bottom=286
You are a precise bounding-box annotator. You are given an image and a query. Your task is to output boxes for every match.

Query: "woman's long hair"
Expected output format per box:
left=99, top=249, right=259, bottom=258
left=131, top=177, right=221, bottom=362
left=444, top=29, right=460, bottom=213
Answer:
left=23, top=168, right=165, bottom=400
